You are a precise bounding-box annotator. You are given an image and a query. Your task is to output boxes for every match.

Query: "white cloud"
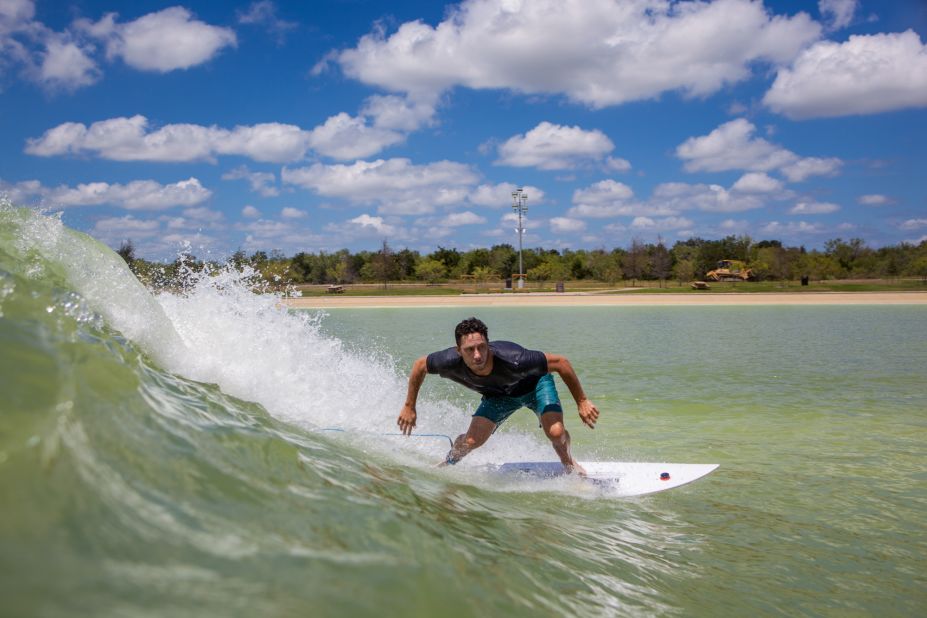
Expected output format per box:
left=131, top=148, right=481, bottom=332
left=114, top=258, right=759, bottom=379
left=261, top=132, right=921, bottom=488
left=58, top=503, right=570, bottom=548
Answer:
left=676, top=119, right=841, bottom=180
left=93, top=215, right=161, bottom=238
left=605, top=157, right=632, bottom=172
left=780, top=156, right=842, bottom=182
left=347, top=214, right=398, bottom=237
left=497, top=122, right=615, bottom=170
left=26, top=116, right=313, bottom=163
left=86, top=7, right=237, bottom=73
left=182, top=207, right=224, bottom=222
left=650, top=182, right=763, bottom=213
left=242, top=205, right=260, bottom=218
left=443, top=211, right=486, bottom=226
left=331, top=0, right=819, bottom=108
left=858, top=194, right=891, bottom=206
left=818, top=0, right=858, bottom=31
left=760, top=220, right=826, bottom=235
left=281, top=158, right=480, bottom=215
left=677, top=118, right=797, bottom=173
left=39, top=34, right=100, bottom=90
left=568, top=180, right=638, bottom=217
left=222, top=165, right=279, bottom=197
left=630, top=216, right=694, bottom=231
left=720, top=219, right=749, bottom=231
left=237, top=1, right=297, bottom=43
left=764, top=31, right=927, bottom=119
left=731, top=172, right=784, bottom=193
left=550, top=217, right=586, bottom=233
left=361, top=94, right=438, bottom=132
left=789, top=201, right=840, bottom=215
left=3, top=176, right=211, bottom=210
left=467, top=183, right=545, bottom=208
left=307, top=112, right=405, bottom=160
left=900, top=219, right=927, bottom=231
left=281, top=207, right=306, bottom=219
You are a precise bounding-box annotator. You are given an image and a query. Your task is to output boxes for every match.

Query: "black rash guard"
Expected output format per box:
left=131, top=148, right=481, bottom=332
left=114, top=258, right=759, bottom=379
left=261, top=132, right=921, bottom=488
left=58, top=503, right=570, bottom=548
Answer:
left=425, top=341, right=549, bottom=398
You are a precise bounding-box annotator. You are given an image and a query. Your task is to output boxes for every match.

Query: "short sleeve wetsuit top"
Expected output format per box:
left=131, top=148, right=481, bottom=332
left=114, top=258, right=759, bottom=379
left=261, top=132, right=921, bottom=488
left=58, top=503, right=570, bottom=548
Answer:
left=425, top=340, right=549, bottom=398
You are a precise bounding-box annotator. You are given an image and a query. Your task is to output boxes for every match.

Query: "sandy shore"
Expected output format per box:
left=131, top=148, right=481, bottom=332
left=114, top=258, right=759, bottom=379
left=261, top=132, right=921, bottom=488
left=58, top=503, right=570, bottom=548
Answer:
left=284, top=291, right=927, bottom=309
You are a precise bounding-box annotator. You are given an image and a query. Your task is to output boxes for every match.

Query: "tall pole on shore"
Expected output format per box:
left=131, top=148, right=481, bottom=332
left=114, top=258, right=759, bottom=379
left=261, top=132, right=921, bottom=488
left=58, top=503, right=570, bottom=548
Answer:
left=511, top=187, right=528, bottom=289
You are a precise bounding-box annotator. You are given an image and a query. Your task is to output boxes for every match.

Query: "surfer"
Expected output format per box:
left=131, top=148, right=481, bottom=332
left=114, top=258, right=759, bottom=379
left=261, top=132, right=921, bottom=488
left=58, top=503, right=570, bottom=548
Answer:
left=397, top=317, right=599, bottom=473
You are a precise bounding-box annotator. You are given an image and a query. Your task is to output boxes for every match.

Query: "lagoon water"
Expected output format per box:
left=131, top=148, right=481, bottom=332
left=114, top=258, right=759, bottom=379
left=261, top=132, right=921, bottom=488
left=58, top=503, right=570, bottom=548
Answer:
left=2, top=206, right=926, bottom=616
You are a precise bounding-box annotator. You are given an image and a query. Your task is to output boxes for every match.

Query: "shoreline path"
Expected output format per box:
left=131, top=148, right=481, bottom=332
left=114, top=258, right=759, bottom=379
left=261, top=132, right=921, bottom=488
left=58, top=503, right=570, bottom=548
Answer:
left=283, top=291, right=927, bottom=309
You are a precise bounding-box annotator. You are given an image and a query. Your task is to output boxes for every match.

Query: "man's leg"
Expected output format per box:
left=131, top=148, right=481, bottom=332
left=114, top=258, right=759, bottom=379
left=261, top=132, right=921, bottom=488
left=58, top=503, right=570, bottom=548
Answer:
left=442, top=416, right=496, bottom=465
left=540, top=412, right=585, bottom=475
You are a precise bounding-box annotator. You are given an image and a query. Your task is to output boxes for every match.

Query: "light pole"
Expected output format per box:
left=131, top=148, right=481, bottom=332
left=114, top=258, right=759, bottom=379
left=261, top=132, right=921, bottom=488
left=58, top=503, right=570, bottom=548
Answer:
left=511, top=187, right=528, bottom=289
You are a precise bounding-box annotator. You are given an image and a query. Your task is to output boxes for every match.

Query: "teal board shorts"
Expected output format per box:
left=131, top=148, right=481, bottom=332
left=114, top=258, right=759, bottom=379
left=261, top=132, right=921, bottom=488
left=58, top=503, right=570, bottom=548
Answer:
left=473, top=374, right=563, bottom=426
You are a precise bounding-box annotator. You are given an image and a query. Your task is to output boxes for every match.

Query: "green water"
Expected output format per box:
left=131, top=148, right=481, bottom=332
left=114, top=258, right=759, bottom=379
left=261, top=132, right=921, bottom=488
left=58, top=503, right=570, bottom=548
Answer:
left=2, top=206, right=926, bottom=616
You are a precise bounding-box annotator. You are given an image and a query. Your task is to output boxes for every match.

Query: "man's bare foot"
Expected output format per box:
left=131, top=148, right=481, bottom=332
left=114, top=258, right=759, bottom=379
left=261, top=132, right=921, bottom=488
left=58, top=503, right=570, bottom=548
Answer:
left=564, top=459, right=587, bottom=477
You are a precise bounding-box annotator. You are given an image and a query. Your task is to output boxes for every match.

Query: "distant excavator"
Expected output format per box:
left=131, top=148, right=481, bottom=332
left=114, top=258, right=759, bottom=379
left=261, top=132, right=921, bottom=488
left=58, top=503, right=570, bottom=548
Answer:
left=705, top=260, right=754, bottom=282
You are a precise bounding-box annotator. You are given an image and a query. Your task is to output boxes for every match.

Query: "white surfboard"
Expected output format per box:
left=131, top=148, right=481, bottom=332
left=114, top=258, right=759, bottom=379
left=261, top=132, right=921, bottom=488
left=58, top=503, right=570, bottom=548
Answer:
left=489, top=461, right=719, bottom=497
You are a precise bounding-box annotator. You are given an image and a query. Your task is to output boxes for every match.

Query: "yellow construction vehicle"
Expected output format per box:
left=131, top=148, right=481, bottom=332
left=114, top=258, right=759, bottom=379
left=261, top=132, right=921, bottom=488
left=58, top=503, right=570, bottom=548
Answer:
left=705, top=260, right=753, bottom=282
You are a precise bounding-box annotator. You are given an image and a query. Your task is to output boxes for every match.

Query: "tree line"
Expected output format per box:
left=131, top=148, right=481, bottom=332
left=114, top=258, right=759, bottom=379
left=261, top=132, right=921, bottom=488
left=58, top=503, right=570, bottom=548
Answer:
left=118, top=235, right=927, bottom=288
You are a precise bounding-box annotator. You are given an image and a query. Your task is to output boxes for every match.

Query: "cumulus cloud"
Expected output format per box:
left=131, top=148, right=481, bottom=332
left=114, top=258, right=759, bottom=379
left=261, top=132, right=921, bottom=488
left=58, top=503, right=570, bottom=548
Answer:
left=81, top=7, right=236, bottom=73
left=38, top=34, right=100, bottom=90
left=2, top=176, right=211, bottom=210
left=26, top=115, right=313, bottom=163
left=497, top=122, right=616, bottom=170
left=760, top=220, right=826, bottom=235
left=222, top=166, right=279, bottom=197
left=237, top=1, right=297, bottom=43
left=281, top=207, right=306, bottom=219
left=330, top=0, right=819, bottom=108
left=789, top=201, right=840, bottom=215
left=3, top=3, right=237, bottom=92
left=242, top=205, right=261, bottom=218
left=467, top=183, right=545, bottom=208
left=360, top=94, right=438, bottom=132
left=306, top=112, right=405, bottom=160
left=858, top=194, right=891, bottom=206
left=676, top=119, right=841, bottom=180
left=650, top=182, right=765, bottom=213
left=818, top=0, right=857, bottom=31
left=281, top=158, right=480, bottom=215
left=731, top=172, right=784, bottom=193
left=550, top=217, right=586, bottom=234
left=344, top=214, right=399, bottom=237
left=900, top=218, right=927, bottom=231
left=764, top=31, right=927, bottom=119
left=443, top=211, right=486, bottom=226
left=92, top=215, right=161, bottom=241
left=27, top=109, right=421, bottom=163
left=630, top=216, right=695, bottom=231
left=567, top=179, right=646, bottom=218
left=780, top=156, right=842, bottom=182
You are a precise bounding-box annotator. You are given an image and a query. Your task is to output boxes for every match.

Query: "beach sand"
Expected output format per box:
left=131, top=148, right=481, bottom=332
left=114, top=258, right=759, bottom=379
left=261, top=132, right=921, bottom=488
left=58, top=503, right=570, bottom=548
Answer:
left=284, top=291, right=927, bottom=309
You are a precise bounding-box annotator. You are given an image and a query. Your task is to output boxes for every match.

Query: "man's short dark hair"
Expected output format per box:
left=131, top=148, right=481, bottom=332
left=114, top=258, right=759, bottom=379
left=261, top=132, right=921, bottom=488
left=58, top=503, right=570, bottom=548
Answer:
left=455, top=317, right=488, bottom=346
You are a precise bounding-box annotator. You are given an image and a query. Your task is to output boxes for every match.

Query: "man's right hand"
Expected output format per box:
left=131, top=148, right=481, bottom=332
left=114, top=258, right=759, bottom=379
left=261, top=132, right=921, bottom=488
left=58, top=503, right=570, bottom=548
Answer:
left=397, top=404, right=417, bottom=435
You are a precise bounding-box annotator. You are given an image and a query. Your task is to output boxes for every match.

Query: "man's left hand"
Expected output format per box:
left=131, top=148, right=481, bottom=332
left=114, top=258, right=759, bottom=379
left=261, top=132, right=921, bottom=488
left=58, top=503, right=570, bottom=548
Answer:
left=577, top=399, right=599, bottom=429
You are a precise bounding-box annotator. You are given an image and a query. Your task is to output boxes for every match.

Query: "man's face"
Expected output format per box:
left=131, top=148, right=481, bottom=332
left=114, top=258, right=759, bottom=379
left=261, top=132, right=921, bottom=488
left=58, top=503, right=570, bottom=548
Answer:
left=457, top=332, right=491, bottom=374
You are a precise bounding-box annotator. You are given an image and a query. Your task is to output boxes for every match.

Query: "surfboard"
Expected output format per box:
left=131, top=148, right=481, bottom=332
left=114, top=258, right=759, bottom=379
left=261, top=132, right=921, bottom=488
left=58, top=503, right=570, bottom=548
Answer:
left=488, top=461, right=719, bottom=496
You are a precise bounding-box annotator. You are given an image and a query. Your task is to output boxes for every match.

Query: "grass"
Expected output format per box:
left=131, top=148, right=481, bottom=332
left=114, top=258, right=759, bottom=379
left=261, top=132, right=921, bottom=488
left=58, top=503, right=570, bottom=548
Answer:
left=291, top=278, right=927, bottom=297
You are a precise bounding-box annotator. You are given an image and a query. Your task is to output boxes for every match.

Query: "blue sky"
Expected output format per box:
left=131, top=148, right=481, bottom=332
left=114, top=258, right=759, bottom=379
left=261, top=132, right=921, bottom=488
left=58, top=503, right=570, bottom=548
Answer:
left=2, top=0, right=926, bottom=259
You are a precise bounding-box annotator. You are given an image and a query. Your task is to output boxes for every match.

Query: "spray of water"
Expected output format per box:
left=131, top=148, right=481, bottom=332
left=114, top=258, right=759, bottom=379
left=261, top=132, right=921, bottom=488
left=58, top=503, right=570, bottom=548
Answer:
left=3, top=204, right=558, bottom=473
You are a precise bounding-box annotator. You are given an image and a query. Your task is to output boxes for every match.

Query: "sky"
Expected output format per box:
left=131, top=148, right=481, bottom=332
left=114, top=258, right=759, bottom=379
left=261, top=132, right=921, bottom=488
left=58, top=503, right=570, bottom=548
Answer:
left=1, top=0, right=926, bottom=260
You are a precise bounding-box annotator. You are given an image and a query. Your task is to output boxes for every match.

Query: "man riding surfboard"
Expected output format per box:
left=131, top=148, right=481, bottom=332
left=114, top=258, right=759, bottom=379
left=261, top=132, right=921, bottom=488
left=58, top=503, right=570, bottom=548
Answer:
left=397, top=317, right=599, bottom=473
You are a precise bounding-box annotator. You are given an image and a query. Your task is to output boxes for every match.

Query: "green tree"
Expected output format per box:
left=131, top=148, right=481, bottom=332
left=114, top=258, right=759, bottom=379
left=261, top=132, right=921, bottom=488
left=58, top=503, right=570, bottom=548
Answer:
left=117, top=239, right=136, bottom=265
left=673, top=258, right=695, bottom=286
left=415, top=258, right=446, bottom=284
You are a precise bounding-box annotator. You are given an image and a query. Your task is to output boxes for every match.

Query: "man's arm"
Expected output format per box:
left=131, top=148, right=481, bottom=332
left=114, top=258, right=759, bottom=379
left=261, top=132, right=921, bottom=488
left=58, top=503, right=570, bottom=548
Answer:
left=397, top=356, right=428, bottom=435
left=545, top=353, right=600, bottom=429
